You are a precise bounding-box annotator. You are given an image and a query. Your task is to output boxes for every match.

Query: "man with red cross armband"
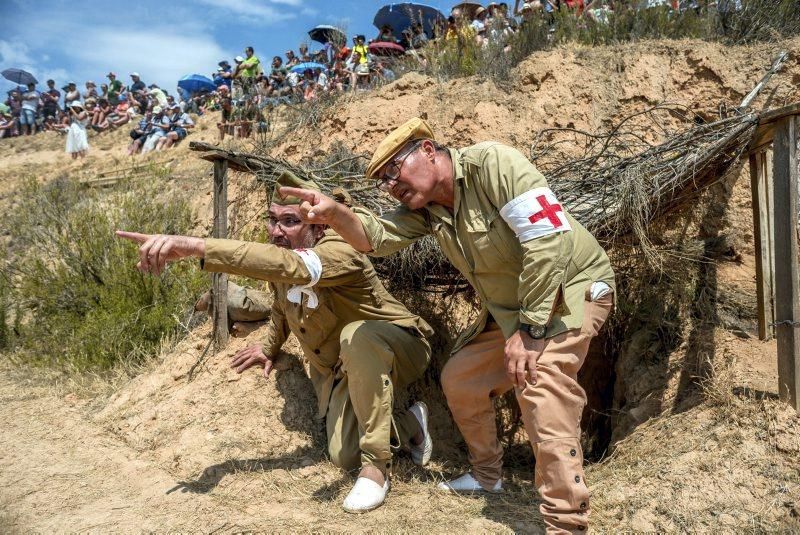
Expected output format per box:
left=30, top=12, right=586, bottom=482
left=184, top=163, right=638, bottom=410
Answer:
left=280, top=117, right=616, bottom=533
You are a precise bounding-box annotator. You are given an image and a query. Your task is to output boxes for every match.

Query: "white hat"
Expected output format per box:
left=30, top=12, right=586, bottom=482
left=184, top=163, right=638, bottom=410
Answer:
left=130, top=72, right=140, bottom=77
left=70, top=101, right=84, bottom=109
left=152, top=105, right=163, bottom=113
left=234, top=55, right=244, bottom=63
left=520, top=2, right=533, bottom=10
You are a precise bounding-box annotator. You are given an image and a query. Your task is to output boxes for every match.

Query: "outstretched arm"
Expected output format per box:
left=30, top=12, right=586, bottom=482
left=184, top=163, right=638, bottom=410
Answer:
left=115, top=231, right=205, bottom=275
left=278, top=187, right=373, bottom=252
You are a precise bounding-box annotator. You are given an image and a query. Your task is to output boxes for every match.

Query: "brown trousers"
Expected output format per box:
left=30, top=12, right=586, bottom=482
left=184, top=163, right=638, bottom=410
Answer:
left=441, top=293, right=612, bottom=534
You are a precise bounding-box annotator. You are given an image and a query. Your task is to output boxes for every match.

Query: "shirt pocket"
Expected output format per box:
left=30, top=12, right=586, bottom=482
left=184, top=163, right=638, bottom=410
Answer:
left=469, top=208, right=517, bottom=271
left=295, top=293, right=341, bottom=366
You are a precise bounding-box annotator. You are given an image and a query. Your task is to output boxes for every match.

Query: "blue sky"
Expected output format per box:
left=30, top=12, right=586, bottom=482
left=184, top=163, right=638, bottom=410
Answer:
left=1, top=0, right=456, bottom=96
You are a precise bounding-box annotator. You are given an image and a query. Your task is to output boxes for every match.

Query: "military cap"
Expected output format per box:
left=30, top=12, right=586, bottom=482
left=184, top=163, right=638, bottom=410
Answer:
left=365, top=117, right=435, bottom=179
left=272, top=170, right=321, bottom=205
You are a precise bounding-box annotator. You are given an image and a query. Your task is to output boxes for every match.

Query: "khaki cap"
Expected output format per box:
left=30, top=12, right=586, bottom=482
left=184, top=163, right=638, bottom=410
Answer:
left=366, top=117, right=435, bottom=179
left=272, top=170, right=321, bottom=205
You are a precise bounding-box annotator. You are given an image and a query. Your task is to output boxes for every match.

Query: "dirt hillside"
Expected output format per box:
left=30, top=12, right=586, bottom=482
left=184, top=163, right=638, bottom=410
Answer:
left=1, top=38, right=799, bottom=532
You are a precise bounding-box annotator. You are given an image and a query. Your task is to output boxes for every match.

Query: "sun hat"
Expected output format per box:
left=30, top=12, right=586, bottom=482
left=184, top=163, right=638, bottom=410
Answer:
left=130, top=72, right=140, bottom=77
left=152, top=105, right=163, bottom=113
left=475, top=6, right=486, bottom=16
left=107, top=72, right=116, bottom=78
left=234, top=55, right=245, bottom=63
left=366, top=117, right=435, bottom=180
left=70, top=101, right=84, bottom=109
left=86, top=80, right=96, bottom=87
left=520, top=2, right=533, bottom=10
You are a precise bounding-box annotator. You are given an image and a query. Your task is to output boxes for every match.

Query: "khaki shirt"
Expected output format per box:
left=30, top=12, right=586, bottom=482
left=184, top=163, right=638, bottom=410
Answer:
left=203, top=230, right=433, bottom=418
left=354, top=142, right=616, bottom=353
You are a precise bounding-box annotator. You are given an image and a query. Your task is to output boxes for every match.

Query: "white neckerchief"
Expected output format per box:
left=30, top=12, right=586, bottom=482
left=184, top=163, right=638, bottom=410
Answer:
left=287, top=248, right=322, bottom=309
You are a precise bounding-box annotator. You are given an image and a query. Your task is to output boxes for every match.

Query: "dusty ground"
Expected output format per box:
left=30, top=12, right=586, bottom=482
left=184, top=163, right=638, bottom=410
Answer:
left=1, top=38, right=800, bottom=532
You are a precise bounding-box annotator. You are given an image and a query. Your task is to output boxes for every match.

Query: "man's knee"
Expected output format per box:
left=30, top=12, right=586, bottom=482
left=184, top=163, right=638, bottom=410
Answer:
left=339, top=320, right=383, bottom=365
left=440, top=355, right=467, bottom=402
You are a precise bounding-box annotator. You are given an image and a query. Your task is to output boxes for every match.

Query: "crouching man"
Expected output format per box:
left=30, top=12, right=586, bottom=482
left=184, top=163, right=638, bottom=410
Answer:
left=281, top=118, right=616, bottom=533
left=116, top=171, right=434, bottom=513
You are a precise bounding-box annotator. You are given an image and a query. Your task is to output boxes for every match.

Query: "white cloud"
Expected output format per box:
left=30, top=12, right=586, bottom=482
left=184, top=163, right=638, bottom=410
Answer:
left=195, top=0, right=298, bottom=23
left=0, top=40, right=72, bottom=89
left=0, top=40, right=34, bottom=66
left=68, top=28, right=232, bottom=91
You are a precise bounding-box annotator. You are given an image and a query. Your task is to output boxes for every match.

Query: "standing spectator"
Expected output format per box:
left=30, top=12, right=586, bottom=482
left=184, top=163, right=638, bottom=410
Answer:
left=266, top=56, right=288, bottom=97
left=215, top=60, right=234, bottom=90
left=238, top=46, right=262, bottom=83
left=129, top=72, right=146, bottom=93
left=100, top=83, right=109, bottom=100
left=63, top=82, right=80, bottom=109
left=106, top=72, right=123, bottom=105
left=83, top=81, right=98, bottom=101
left=41, top=79, right=61, bottom=121
left=65, top=102, right=89, bottom=159
left=20, top=82, right=40, bottom=136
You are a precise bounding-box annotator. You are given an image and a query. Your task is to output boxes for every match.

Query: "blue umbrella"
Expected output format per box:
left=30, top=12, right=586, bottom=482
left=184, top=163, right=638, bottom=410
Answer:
left=289, top=62, right=327, bottom=74
left=177, top=74, right=217, bottom=94
left=2, top=68, right=37, bottom=86
left=373, top=3, right=445, bottom=39
left=308, top=25, right=346, bottom=46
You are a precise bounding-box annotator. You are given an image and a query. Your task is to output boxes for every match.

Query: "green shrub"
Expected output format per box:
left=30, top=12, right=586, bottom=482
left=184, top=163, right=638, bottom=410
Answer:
left=1, top=177, right=206, bottom=370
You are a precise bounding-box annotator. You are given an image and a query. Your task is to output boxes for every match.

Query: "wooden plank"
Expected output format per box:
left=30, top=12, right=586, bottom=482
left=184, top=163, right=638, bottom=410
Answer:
left=772, top=116, right=800, bottom=411
left=750, top=102, right=800, bottom=152
left=750, top=150, right=775, bottom=340
left=212, top=159, right=229, bottom=348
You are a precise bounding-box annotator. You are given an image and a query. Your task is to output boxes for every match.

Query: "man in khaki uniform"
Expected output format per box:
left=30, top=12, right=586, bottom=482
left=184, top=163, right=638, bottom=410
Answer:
left=281, top=118, right=616, bottom=533
left=116, top=172, right=434, bottom=514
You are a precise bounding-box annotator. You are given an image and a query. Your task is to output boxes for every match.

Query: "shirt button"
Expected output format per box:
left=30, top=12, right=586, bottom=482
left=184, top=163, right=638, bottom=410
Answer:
left=574, top=475, right=581, bottom=483
left=299, top=327, right=306, bottom=333
left=580, top=502, right=587, bottom=509
left=570, top=449, right=577, bottom=457
left=314, top=349, right=320, bottom=355
left=578, top=526, right=586, bottom=531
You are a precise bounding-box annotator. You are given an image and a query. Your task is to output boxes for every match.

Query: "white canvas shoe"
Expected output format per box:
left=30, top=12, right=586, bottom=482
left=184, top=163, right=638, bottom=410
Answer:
left=342, top=477, right=390, bottom=513
left=437, top=472, right=503, bottom=494
left=409, top=401, right=433, bottom=466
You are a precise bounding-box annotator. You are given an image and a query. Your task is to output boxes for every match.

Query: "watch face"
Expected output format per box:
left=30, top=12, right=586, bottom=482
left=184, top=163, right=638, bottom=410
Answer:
left=530, top=325, right=546, bottom=338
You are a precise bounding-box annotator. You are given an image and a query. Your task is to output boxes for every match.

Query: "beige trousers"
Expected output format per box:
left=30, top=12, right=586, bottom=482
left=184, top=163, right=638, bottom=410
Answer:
left=327, top=320, right=431, bottom=474
left=441, top=293, right=613, bottom=534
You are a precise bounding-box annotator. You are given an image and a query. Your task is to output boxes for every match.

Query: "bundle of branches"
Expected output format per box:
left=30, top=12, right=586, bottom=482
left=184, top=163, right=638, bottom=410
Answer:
left=192, top=106, right=757, bottom=291
left=530, top=104, right=759, bottom=266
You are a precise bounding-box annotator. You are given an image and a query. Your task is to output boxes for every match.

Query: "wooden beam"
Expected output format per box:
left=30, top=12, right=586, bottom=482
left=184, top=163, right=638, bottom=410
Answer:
left=772, top=116, right=800, bottom=411
left=750, top=149, right=775, bottom=340
left=212, top=158, right=229, bottom=348
left=750, top=102, right=800, bottom=152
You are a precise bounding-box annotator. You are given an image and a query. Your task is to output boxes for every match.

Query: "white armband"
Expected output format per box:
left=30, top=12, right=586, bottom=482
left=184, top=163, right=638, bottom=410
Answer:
left=499, top=187, right=571, bottom=243
left=287, top=248, right=322, bottom=309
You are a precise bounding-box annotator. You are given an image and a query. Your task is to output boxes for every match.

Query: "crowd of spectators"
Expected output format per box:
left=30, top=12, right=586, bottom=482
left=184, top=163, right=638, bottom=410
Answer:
left=1, top=0, right=740, bottom=152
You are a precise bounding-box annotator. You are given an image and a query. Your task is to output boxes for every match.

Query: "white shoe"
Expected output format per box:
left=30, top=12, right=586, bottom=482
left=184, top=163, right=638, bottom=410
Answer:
left=342, top=477, right=390, bottom=513
left=437, top=472, right=503, bottom=494
left=409, top=401, right=432, bottom=466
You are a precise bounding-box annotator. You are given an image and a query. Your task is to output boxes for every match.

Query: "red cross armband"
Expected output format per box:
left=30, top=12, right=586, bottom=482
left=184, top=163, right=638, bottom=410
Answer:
left=499, top=187, right=571, bottom=243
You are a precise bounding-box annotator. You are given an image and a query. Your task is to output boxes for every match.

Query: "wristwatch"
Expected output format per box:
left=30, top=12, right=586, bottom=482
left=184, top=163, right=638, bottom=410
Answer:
left=520, top=323, right=547, bottom=339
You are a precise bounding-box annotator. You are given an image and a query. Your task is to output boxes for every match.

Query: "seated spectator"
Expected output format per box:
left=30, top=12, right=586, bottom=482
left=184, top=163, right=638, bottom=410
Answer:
left=91, top=98, right=112, bottom=128
left=156, top=103, right=194, bottom=150
left=129, top=72, right=146, bottom=93
left=265, top=56, right=288, bottom=97
left=375, top=24, right=398, bottom=43
left=128, top=110, right=153, bottom=155
left=314, top=67, right=329, bottom=93
left=409, top=23, right=429, bottom=48
left=374, top=61, right=396, bottom=83
left=285, top=50, right=299, bottom=68
left=106, top=72, right=123, bottom=105
left=298, top=43, right=311, bottom=62
left=0, top=109, right=14, bottom=139
left=149, top=85, right=168, bottom=108
left=302, top=69, right=317, bottom=101
left=42, top=79, right=61, bottom=120
left=347, top=50, right=370, bottom=92
left=20, top=82, right=40, bottom=136
left=95, top=95, right=132, bottom=131
left=142, top=106, right=169, bottom=153
left=444, top=15, right=459, bottom=40
left=100, top=83, right=109, bottom=100
left=83, top=81, right=99, bottom=101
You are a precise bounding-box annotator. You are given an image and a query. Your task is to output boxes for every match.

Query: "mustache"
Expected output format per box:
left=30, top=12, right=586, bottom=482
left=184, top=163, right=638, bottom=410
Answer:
left=270, top=237, right=291, bottom=248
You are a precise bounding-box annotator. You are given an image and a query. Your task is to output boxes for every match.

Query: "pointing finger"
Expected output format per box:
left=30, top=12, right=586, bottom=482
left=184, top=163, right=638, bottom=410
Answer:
left=116, top=230, right=152, bottom=244
left=279, top=187, right=318, bottom=204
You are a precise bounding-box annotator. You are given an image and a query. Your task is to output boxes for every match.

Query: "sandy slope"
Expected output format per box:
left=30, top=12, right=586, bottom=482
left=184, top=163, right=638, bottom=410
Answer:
left=1, top=37, right=800, bottom=532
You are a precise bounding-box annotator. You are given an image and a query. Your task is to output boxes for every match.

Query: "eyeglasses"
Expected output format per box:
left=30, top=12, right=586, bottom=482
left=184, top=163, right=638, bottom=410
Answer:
left=266, top=216, right=303, bottom=231
left=375, top=141, right=420, bottom=192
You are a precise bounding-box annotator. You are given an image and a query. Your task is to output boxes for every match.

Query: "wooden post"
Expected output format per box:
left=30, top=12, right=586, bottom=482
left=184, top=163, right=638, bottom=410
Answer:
left=772, top=116, right=800, bottom=411
left=212, top=158, right=229, bottom=347
left=750, top=149, right=775, bottom=340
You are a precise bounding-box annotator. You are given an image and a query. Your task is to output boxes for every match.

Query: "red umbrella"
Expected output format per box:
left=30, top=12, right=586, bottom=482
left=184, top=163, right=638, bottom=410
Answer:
left=369, top=42, right=406, bottom=57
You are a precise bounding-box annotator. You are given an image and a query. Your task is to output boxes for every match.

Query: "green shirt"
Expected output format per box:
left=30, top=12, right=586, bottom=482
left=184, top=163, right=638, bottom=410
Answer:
left=107, top=79, right=123, bottom=104
left=240, top=55, right=262, bottom=78
left=354, top=142, right=616, bottom=353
